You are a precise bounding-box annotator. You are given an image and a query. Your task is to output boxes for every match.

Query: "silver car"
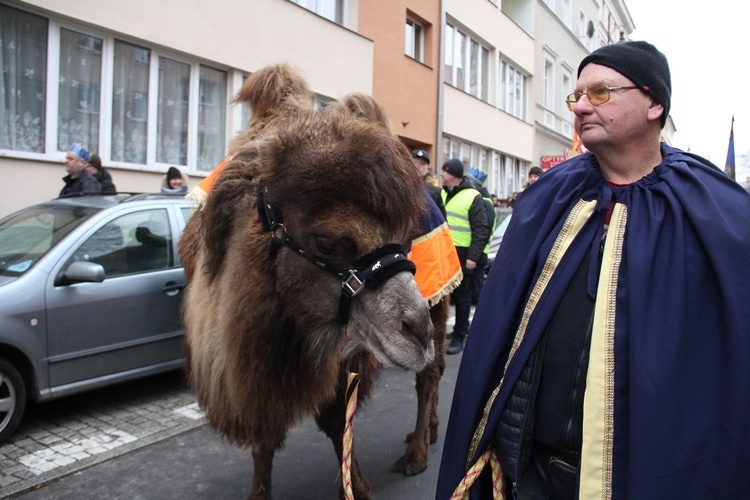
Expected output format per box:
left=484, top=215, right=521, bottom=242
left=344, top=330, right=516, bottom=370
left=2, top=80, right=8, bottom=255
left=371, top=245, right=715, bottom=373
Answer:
left=0, top=194, right=195, bottom=443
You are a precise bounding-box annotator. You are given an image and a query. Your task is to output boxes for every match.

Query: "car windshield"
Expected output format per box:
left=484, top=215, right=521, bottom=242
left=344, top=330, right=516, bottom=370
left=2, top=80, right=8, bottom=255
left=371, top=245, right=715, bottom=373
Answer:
left=0, top=204, right=100, bottom=276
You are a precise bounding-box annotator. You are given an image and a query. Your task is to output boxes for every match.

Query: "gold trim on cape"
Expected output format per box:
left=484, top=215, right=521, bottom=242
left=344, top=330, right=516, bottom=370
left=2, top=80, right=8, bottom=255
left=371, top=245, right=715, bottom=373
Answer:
left=465, top=199, right=598, bottom=470
left=579, top=203, right=626, bottom=499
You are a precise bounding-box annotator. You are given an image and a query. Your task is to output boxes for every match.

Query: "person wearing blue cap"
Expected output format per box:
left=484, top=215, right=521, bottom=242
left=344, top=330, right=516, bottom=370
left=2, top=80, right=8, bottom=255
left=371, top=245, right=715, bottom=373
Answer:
left=60, top=144, right=101, bottom=196
left=437, top=40, right=750, bottom=499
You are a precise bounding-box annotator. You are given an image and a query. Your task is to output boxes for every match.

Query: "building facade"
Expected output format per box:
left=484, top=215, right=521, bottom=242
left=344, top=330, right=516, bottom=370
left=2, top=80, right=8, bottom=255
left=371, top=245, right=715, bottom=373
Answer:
left=441, top=0, right=536, bottom=201
left=0, top=0, right=374, bottom=215
left=0, top=0, right=672, bottom=217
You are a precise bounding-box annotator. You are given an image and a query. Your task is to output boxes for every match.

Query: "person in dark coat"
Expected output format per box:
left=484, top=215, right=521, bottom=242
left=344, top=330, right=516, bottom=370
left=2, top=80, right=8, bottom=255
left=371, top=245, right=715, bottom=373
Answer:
left=60, top=144, right=101, bottom=197
left=86, top=153, right=117, bottom=194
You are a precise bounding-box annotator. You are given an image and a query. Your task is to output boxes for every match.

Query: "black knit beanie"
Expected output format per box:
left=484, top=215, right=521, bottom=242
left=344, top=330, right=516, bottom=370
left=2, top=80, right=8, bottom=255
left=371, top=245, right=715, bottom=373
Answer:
left=442, top=158, right=465, bottom=178
left=578, top=41, right=671, bottom=127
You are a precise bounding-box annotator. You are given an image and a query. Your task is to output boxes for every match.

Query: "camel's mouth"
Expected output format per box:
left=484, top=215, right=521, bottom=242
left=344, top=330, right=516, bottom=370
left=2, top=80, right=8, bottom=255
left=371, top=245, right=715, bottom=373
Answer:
left=370, top=323, right=435, bottom=372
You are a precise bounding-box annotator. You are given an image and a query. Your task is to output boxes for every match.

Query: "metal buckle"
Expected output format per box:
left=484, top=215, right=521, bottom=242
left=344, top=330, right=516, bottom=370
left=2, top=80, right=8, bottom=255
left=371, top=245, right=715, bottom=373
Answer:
left=342, top=270, right=365, bottom=297
left=271, top=224, right=288, bottom=244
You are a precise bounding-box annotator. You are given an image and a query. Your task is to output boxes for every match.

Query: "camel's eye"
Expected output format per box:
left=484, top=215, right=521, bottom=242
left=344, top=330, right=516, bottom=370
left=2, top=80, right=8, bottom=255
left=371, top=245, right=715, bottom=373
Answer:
left=311, top=236, right=356, bottom=263
left=314, top=240, right=336, bottom=256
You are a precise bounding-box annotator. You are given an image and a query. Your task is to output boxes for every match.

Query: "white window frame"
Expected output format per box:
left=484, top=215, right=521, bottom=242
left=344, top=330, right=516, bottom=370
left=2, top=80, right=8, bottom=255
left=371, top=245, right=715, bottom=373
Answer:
left=0, top=9, right=237, bottom=173
left=405, top=17, right=424, bottom=62
left=498, top=58, right=528, bottom=121
left=563, top=0, right=572, bottom=28
left=291, top=0, right=345, bottom=25
left=445, top=23, right=491, bottom=103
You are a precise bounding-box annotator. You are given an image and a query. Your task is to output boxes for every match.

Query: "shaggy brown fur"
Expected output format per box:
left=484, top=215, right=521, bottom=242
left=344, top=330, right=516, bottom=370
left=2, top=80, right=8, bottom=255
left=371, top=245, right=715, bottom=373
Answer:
left=330, top=93, right=450, bottom=476
left=179, top=64, right=435, bottom=500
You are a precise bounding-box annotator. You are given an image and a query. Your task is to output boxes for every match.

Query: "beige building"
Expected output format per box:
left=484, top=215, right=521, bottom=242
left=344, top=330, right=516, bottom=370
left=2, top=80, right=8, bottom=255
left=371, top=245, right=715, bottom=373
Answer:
left=0, top=0, right=375, bottom=216
left=442, top=0, right=536, bottom=200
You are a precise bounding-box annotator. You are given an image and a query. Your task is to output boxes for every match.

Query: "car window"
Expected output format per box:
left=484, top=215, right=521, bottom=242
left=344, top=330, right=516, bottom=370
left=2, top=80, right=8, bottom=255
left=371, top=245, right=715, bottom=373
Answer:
left=180, top=207, right=194, bottom=224
left=71, top=209, right=172, bottom=277
left=0, top=204, right=98, bottom=276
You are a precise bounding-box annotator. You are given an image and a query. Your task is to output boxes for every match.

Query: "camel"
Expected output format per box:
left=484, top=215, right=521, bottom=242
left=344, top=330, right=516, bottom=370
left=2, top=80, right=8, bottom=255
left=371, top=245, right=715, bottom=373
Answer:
left=179, top=64, right=436, bottom=499
left=329, top=93, right=457, bottom=477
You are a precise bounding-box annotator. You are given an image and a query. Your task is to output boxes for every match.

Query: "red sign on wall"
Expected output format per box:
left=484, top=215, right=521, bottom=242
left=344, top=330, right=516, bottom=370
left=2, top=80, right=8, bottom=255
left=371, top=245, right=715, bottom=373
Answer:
left=540, top=155, right=566, bottom=170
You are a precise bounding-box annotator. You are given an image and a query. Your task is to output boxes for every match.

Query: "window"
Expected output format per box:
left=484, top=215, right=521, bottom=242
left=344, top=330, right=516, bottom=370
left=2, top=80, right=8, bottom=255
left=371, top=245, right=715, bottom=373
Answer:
left=198, top=66, right=228, bottom=171
left=156, top=58, right=190, bottom=166
left=0, top=5, right=233, bottom=172
left=498, top=58, right=528, bottom=120
left=405, top=18, right=424, bottom=62
left=543, top=57, right=554, bottom=109
left=563, top=0, right=572, bottom=28
left=112, top=40, right=150, bottom=164
left=58, top=29, right=102, bottom=155
left=0, top=5, right=48, bottom=153
left=291, top=0, right=344, bottom=24
left=71, top=209, right=172, bottom=277
left=445, top=24, right=490, bottom=102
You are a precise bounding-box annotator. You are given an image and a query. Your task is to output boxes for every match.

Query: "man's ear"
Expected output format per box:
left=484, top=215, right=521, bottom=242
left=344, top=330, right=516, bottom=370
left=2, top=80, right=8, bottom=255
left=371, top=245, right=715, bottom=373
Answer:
left=647, top=100, right=664, bottom=123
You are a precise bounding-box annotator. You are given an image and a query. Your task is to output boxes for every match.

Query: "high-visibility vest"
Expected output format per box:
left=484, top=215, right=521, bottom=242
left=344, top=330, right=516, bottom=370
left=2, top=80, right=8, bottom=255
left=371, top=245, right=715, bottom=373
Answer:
left=441, top=187, right=482, bottom=248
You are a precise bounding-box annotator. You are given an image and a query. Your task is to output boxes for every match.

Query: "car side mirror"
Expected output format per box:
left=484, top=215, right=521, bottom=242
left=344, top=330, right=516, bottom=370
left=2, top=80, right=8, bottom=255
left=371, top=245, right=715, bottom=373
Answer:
left=55, top=261, right=106, bottom=286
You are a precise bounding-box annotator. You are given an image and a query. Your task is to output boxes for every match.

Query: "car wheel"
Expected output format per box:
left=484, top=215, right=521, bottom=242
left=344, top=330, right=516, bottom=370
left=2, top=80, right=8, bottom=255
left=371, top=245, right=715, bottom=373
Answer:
left=0, top=358, right=26, bottom=444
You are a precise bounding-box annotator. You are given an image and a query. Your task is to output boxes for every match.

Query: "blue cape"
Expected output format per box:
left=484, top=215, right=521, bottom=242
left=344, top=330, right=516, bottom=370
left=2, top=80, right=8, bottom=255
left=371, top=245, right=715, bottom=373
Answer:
left=436, top=145, right=750, bottom=498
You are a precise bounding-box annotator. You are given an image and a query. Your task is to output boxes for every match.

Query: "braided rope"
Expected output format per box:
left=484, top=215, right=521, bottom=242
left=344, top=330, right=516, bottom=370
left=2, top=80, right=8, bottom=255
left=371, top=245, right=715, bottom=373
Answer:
left=342, top=372, right=360, bottom=500
left=450, top=446, right=504, bottom=500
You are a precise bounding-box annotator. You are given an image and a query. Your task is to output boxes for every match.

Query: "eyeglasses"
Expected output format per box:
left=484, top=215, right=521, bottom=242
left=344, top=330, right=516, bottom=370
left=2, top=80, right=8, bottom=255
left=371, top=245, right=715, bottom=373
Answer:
left=565, top=85, right=640, bottom=111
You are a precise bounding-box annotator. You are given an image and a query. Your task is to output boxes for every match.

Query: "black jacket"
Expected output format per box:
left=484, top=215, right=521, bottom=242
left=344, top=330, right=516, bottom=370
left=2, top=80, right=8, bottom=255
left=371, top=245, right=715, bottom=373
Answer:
left=60, top=169, right=101, bottom=197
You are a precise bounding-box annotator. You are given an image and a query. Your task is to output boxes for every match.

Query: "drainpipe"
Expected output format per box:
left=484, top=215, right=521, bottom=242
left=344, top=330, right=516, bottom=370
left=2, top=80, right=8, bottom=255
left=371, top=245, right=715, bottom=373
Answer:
left=436, top=0, right=446, bottom=180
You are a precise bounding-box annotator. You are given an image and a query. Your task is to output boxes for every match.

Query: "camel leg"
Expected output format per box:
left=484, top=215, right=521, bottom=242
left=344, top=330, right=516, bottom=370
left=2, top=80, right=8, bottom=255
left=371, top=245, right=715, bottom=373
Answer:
left=392, top=297, right=448, bottom=475
left=250, top=444, right=276, bottom=500
left=316, top=381, right=372, bottom=500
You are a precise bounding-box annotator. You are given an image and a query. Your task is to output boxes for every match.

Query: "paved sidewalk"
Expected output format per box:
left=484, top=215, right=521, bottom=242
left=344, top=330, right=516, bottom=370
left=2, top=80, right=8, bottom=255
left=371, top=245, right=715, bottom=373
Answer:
left=0, top=371, right=204, bottom=498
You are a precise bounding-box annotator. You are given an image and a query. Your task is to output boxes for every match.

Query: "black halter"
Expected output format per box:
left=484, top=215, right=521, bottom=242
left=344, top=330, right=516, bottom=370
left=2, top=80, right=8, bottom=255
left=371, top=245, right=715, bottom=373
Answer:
left=257, top=186, right=416, bottom=323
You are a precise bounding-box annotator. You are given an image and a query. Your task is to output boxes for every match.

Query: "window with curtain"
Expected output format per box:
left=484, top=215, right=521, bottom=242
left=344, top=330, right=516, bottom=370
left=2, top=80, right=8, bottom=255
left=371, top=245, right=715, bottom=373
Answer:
left=0, top=5, right=47, bottom=153
left=112, top=40, right=150, bottom=164
left=197, top=65, right=227, bottom=171
left=157, top=57, right=190, bottom=166
left=58, top=28, right=102, bottom=154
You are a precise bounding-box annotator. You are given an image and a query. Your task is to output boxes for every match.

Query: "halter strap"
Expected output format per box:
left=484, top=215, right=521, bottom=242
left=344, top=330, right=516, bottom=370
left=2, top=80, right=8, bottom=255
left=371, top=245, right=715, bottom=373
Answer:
left=257, top=186, right=416, bottom=323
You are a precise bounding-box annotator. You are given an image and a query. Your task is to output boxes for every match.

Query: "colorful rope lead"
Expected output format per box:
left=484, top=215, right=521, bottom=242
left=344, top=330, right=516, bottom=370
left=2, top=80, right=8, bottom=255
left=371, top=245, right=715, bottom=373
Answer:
left=342, top=372, right=360, bottom=500
left=450, top=446, right=505, bottom=499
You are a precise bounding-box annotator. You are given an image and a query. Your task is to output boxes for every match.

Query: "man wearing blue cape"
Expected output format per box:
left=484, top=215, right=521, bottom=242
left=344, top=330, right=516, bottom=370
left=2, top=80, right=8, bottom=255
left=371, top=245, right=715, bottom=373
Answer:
left=437, top=41, right=750, bottom=499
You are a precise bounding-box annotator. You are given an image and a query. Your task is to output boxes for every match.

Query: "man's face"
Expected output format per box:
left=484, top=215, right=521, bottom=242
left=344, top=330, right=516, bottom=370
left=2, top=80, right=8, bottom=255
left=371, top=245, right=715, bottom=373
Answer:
left=412, top=157, right=430, bottom=176
left=571, top=64, right=660, bottom=153
left=440, top=169, right=459, bottom=188
left=528, top=173, right=540, bottom=185
left=65, top=153, right=85, bottom=177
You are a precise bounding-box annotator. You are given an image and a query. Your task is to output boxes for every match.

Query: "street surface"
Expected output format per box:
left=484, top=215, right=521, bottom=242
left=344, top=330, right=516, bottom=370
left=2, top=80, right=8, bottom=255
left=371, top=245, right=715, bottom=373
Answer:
left=1, top=314, right=469, bottom=499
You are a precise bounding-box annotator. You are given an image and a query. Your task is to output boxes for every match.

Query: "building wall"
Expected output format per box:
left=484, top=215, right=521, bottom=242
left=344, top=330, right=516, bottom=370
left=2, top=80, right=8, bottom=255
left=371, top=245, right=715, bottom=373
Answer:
left=0, top=0, right=374, bottom=216
left=358, top=0, right=440, bottom=158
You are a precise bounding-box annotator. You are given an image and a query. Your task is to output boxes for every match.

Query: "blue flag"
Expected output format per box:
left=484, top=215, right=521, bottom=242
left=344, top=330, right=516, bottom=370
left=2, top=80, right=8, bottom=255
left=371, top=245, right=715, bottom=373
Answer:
left=725, top=116, right=735, bottom=180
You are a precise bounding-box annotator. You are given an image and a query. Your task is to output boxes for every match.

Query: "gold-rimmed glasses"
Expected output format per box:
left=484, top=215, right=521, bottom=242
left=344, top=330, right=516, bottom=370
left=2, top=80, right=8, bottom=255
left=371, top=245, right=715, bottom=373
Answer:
left=565, top=85, right=640, bottom=111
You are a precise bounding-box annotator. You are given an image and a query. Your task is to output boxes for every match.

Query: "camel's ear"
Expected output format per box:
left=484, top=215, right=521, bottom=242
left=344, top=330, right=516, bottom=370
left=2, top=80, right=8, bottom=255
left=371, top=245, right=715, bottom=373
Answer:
left=199, top=152, right=259, bottom=281
left=233, top=63, right=312, bottom=121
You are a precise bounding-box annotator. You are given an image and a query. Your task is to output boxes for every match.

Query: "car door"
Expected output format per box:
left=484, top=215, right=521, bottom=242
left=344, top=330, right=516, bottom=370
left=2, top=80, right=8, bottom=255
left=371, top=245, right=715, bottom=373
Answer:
left=45, top=206, right=186, bottom=392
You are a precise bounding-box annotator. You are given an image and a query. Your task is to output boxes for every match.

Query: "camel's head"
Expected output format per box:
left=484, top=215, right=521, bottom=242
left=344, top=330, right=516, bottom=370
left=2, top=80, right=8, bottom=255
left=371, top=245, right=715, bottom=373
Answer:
left=198, top=85, right=434, bottom=373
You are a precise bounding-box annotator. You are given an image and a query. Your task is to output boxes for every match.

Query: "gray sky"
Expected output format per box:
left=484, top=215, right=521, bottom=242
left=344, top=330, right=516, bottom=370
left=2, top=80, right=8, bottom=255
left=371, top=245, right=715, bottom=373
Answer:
left=624, top=0, right=749, bottom=180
